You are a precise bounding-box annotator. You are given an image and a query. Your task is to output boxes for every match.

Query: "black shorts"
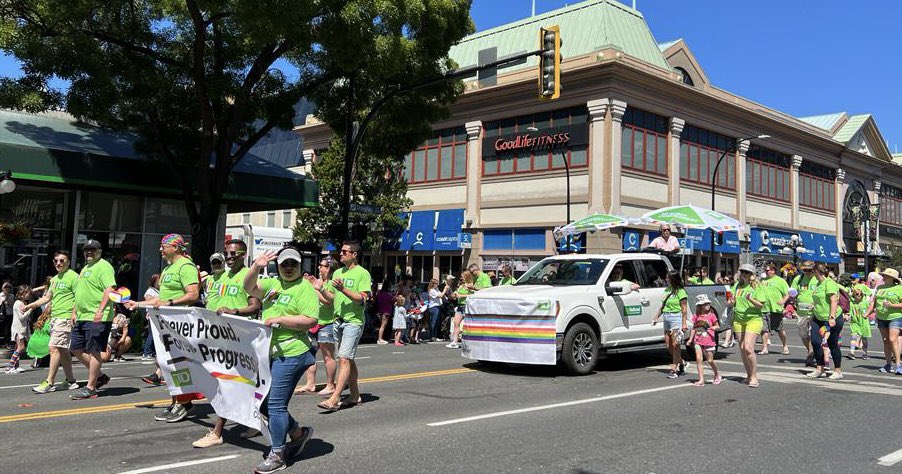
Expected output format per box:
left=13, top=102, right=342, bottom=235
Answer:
left=70, top=321, right=112, bottom=354
left=763, top=312, right=784, bottom=333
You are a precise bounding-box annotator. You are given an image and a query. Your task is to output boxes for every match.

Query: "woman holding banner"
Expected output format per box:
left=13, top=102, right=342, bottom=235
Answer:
left=243, top=246, right=319, bottom=474
left=125, top=233, right=201, bottom=423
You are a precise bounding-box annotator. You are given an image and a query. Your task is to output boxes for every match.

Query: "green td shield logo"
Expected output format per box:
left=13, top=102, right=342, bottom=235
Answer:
left=170, top=368, right=193, bottom=387
left=537, top=300, right=551, bottom=311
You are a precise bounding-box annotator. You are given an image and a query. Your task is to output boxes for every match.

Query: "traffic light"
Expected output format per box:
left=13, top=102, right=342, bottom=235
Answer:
left=538, top=25, right=561, bottom=100
left=714, top=231, right=724, bottom=247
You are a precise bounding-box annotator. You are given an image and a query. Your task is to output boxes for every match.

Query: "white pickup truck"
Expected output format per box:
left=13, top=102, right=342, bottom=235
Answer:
left=462, top=253, right=730, bottom=375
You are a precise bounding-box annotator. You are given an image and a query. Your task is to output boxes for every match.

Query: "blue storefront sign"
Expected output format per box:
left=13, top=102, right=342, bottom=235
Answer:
left=388, top=209, right=466, bottom=252
left=434, top=209, right=465, bottom=250
left=457, top=232, right=472, bottom=249
left=749, top=227, right=841, bottom=263
left=622, top=230, right=642, bottom=251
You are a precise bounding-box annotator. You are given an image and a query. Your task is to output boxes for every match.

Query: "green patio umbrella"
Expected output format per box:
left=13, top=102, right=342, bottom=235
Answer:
left=641, top=204, right=744, bottom=232
left=553, top=213, right=633, bottom=240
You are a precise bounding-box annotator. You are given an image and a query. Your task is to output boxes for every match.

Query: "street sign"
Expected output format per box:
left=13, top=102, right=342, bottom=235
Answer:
left=349, top=203, right=381, bottom=214
left=458, top=232, right=472, bottom=249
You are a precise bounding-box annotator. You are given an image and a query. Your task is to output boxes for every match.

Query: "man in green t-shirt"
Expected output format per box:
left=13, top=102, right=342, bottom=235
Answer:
left=758, top=262, right=790, bottom=355
left=791, top=260, right=818, bottom=367
left=25, top=250, right=80, bottom=393
left=320, top=241, right=371, bottom=412
left=69, top=240, right=117, bottom=400
left=469, top=263, right=492, bottom=291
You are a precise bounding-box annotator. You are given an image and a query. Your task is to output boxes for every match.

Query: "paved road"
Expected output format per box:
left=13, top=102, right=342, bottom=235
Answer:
left=2, top=320, right=902, bottom=473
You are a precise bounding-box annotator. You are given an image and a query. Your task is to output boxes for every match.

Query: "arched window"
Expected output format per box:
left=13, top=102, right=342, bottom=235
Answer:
left=675, top=67, right=695, bottom=86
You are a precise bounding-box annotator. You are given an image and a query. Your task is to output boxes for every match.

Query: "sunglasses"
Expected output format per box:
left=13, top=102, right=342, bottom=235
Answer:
left=211, top=260, right=224, bottom=265
left=319, top=263, right=330, bottom=268
left=53, top=258, right=68, bottom=264
left=224, top=251, right=245, bottom=258
left=279, top=260, right=299, bottom=267
left=340, top=249, right=355, bottom=254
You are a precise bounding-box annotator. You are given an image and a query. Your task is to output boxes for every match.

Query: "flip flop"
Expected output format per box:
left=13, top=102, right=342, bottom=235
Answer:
left=317, top=401, right=341, bottom=412
left=692, top=381, right=705, bottom=387
left=747, top=381, right=760, bottom=388
left=712, top=376, right=723, bottom=385
left=781, top=348, right=790, bottom=355
left=294, top=387, right=317, bottom=395
left=316, top=388, right=334, bottom=397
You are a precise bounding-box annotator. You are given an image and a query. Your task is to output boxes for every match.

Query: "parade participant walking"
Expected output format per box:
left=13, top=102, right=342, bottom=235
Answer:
left=758, top=262, right=790, bottom=355
left=374, top=280, right=394, bottom=345
left=868, top=268, right=902, bottom=374
left=126, top=234, right=200, bottom=421
left=688, top=294, right=721, bottom=386
left=652, top=271, right=689, bottom=378
left=6, top=285, right=32, bottom=373
left=447, top=270, right=472, bottom=349
left=497, top=264, right=515, bottom=286
left=791, top=260, right=818, bottom=366
left=848, top=287, right=871, bottom=359
left=243, top=247, right=317, bottom=473
left=193, top=239, right=262, bottom=448
left=27, top=251, right=79, bottom=392
left=318, top=241, right=371, bottom=412
left=69, top=240, right=116, bottom=399
left=806, top=263, right=843, bottom=379
left=296, top=257, right=338, bottom=397
left=727, top=264, right=765, bottom=387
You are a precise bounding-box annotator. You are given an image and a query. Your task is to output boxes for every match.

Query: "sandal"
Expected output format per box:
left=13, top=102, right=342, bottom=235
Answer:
left=692, top=380, right=705, bottom=387
left=781, top=348, right=790, bottom=355
left=317, top=401, right=341, bottom=412
left=712, top=376, right=723, bottom=385
left=294, top=387, right=317, bottom=395
left=341, top=397, right=363, bottom=407
left=747, top=381, right=760, bottom=388
left=316, top=388, right=334, bottom=397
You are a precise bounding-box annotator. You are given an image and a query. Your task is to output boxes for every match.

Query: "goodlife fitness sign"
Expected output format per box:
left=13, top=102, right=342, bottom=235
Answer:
left=482, top=123, right=589, bottom=158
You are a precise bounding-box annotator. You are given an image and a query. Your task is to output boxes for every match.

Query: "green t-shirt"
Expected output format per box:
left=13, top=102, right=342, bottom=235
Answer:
left=50, top=269, right=79, bottom=319
left=259, top=277, right=318, bottom=357
left=74, top=259, right=117, bottom=322
left=498, top=276, right=515, bottom=286
left=205, top=267, right=251, bottom=314
left=854, top=283, right=872, bottom=298
left=731, top=282, right=764, bottom=321
left=811, top=277, right=839, bottom=321
left=759, top=276, right=790, bottom=313
left=474, top=272, right=492, bottom=290
left=662, top=287, right=688, bottom=313
left=456, top=286, right=472, bottom=306
left=791, top=275, right=818, bottom=317
left=332, top=265, right=372, bottom=326
left=159, top=257, right=200, bottom=302
left=875, top=284, right=902, bottom=321
left=317, top=280, right=335, bottom=325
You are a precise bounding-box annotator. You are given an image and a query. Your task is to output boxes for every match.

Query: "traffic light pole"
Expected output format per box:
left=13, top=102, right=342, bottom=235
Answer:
left=337, top=48, right=542, bottom=242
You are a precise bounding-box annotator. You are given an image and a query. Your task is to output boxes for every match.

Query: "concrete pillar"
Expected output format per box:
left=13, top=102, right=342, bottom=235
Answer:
left=668, top=117, right=685, bottom=205
left=736, top=141, right=749, bottom=225
left=465, top=121, right=483, bottom=267
left=790, top=155, right=802, bottom=228
left=835, top=168, right=846, bottom=261
left=587, top=98, right=609, bottom=214
left=608, top=100, right=627, bottom=214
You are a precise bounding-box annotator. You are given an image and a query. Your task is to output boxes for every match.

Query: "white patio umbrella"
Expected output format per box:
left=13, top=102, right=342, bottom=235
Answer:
left=640, top=204, right=744, bottom=232
left=553, top=213, right=634, bottom=240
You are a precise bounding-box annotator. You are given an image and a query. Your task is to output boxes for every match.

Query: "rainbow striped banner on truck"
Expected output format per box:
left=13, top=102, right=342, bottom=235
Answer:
left=462, top=297, right=557, bottom=365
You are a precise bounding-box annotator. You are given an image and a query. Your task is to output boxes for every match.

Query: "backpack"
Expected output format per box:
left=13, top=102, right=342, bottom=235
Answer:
left=837, top=287, right=851, bottom=314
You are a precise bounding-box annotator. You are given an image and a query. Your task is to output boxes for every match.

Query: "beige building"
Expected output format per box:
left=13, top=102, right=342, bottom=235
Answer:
left=292, top=0, right=899, bottom=282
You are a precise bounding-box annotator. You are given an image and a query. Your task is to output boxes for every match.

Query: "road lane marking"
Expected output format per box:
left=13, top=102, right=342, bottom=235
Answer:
left=427, top=384, right=692, bottom=427
left=119, top=455, right=242, bottom=474
left=878, top=447, right=902, bottom=467
left=0, top=377, right=134, bottom=391
left=0, top=367, right=475, bottom=423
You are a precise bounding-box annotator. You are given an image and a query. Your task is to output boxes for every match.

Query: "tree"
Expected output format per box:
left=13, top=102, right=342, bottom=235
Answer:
left=0, top=0, right=473, bottom=262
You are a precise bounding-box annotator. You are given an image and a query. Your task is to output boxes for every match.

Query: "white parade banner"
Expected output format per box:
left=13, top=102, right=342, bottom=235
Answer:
left=149, top=307, right=272, bottom=437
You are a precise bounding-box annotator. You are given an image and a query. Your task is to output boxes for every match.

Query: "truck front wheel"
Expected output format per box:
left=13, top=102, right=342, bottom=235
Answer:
left=561, top=322, right=598, bottom=375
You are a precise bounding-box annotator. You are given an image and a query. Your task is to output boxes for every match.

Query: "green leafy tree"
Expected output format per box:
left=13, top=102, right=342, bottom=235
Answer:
left=0, top=0, right=473, bottom=262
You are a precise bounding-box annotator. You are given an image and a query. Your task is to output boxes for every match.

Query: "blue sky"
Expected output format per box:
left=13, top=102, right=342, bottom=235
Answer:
left=471, top=0, right=902, bottom=152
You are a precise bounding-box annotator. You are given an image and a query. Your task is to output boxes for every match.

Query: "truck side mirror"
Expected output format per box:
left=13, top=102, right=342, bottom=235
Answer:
left=605, top=281, right=630, bottom=296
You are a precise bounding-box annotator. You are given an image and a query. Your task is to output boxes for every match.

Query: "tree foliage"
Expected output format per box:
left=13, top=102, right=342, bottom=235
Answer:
left=0, top=0, right=473, bottom=262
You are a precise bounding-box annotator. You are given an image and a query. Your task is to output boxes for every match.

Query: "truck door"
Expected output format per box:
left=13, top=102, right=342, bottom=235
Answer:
left=601, top=259, right=646, bottom=345
left=633, top=259, right=670, bottom=342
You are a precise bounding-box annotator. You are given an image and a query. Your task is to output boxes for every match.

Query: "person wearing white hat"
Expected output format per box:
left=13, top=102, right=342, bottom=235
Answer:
left=868, top=267, right=902, bottom=374
left=688, top=294, right=721, bottom=386
left=727, top=263, right=766, bottom=387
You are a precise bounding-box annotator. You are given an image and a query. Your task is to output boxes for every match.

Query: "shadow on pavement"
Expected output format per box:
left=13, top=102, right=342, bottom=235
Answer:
left=462, top=361, right=559, bottom=378
left=291, top=438, right=335, bottom=463
left=98, top=387, right=141, bottom=397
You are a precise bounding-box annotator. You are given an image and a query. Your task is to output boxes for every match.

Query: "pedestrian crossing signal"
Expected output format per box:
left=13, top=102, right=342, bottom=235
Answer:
left=538, top=26, right=561, bottom=100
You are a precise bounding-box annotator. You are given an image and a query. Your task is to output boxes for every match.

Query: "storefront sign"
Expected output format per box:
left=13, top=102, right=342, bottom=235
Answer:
left=881, top=224, right=902, bottom=239
left=749, top=227, right=841, bottom=263
left=482, top=123, right=589, bottom=158
left=457, top=232, right=472, bottom=249
left=622, top=230, right=642, bottom=251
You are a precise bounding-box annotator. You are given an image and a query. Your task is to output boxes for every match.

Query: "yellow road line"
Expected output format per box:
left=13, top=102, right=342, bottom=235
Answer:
left=0, top=367, right=477, bottom=424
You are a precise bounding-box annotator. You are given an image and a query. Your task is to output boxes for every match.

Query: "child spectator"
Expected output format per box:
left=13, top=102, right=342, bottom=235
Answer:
left=848, top=287, right=871, bottom=360
left=7, top=285, right=32, bottom=373
left=689, top=294, right=721, bottom=386
left=392, top=295, right=407, bottom=347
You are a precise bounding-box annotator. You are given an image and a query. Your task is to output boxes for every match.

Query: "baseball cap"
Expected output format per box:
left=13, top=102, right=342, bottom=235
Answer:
left=210, top=252, right=225, bottom=264
left=799, top=260, right=815, bottom=270
left=277, top=249, right=302, bottom=264
left=850, top=273, right=862, bottom=279
left=739, top=263, right=756, bottom=274
left=84, top=239, right=102, bottom=250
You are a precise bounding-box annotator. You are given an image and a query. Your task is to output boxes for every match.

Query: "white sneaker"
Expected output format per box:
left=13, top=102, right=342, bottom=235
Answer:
left=67, top=380, right=80, bottom=390
left=805, top=370, right=825, bottom=378
left=828, top=372, right=844, bottom=380
left=445, top=342, right=460, bottom=349
left=192, top=429, right=224, bottom=448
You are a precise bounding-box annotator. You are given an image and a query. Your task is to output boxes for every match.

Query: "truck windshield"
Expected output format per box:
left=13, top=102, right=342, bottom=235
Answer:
left=516, top=259, right=609, bottom=286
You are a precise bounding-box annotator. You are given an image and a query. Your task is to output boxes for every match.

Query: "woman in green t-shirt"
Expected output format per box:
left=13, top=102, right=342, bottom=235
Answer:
left=806, top=263, right=843, bottom=379
left=866, top=268, right=902, bottom=374
left=446, top=270, right=473, bottom=349
left=652, top=271, right=689, bottom=379
left=727, top=264, right=765, bottom=387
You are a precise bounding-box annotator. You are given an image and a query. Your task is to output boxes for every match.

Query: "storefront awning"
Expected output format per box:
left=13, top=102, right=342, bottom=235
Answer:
left=749, top=227, right=841, bottom=264
left=386, top=208, right=467, bottom=252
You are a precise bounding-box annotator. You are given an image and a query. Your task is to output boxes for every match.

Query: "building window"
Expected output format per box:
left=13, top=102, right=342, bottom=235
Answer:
left=482, top=228, right=546, bottom=251
left=266, top=211, right=275, bottom=227
left=746, top=145, right=790, bottom=202
left=679, top=125, right=735, bottom=189
left=798, top=161, right=835, bottom=211
left=482, top=106, right=589, bottom=177
left=242, top=213, right=250, bottom=224
left=282, top=210, right=292, bottom=228
left=621, top=107, right=668, bottom=176
left=675, top=67, right=695, bottom=86
left=403, top=126, right=467, bottom=183
left=882, top=185, right=902, bottom=226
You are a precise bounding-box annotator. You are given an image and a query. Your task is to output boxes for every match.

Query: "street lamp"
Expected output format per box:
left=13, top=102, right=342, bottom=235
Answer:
left=709, top=134, right=769, bottom=277
left=526, top=126, right=572, bottom=253
left=851, top=202, right=880, bottom=275
left=779, top=233, right=807, bottom=267
left=0, top=170, right=14, bottom=194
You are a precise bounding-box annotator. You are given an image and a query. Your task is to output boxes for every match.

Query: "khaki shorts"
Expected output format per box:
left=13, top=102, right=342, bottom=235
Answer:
left=797, top=315, right=811, bottom=339
left=49, top=318, right=74, bottom=348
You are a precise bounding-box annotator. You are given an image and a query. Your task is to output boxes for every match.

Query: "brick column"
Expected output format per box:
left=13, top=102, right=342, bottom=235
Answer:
left=790, top=155, right=802, bottom=228
left=609, top=100, right=627, bottom=214
left=736, top=141, right=749, bottom=225
left=587, top=98, right=609, bottom=214
left=668, top=117, right=685, bottom=205
left=465, top=121, right=483, bottom=267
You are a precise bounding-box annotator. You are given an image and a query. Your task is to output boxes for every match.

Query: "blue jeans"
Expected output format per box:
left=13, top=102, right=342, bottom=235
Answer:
left=428, top=306, right=442, bottom=339
left=263, top=351, right=315, bottom=451
left=142, top=324, right=156, bottom=357
left=810, top=317, right=843, bottom=369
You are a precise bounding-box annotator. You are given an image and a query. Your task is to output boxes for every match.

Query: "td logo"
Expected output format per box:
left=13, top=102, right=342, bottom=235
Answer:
left=170, top=368, right=193, bottom=387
